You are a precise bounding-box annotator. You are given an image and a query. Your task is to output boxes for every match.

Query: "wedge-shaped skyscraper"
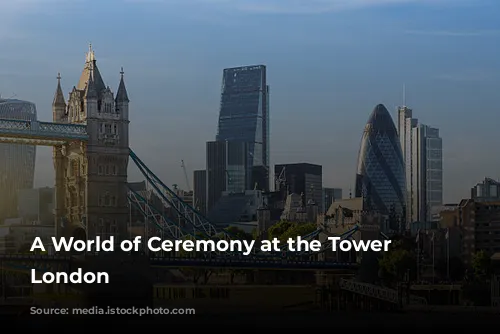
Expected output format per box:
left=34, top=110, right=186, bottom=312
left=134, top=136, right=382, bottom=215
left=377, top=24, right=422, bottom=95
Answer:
left=355, top=104, right=406, bottom=220
left=0, top=99, right=37, bottom=222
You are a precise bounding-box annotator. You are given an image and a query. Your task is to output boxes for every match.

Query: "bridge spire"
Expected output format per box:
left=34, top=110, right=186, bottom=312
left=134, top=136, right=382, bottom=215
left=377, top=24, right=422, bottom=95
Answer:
left=115, top=66, right=129, bottom=103
left=53, top=72, right=66, bottom=107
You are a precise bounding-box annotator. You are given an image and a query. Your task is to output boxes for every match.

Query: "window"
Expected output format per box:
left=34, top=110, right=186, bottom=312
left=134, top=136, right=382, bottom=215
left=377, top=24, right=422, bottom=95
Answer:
left=113, top=124, right=118, bottom=134
left=104, top=103, right=112, bottom=113
left=98, top=165, right=103, bottom=175
left=105, top=124, right=112, bottom=134
left=112, top=165, right=117, bottom=175
left=105, top=165, right=110, bottom=175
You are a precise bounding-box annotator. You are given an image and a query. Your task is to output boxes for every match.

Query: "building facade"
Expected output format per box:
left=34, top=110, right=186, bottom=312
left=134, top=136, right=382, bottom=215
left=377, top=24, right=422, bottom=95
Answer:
left=355, top=104, right=406, bottom=230
left=411, top=124, right=443, bottom=222
left=274, top=163, right=322, bottom=206
left=193, top=170, right=207, bottom=214
left=0, top=99, right=37, bottom=223
left=397, top=106, right=417, bottom=224
left=322, top=187, right=343, bottom=213
left=216, top=65, right=270, bottom=191
left=397, top=106, right=443, bottom=224
left=206, top=140, right=250, bottom=213
left=443, top=199, right=500, bottom=266
left=17, top=187, right=55, bottom=225
left=471, top=177, right=500, bottom=202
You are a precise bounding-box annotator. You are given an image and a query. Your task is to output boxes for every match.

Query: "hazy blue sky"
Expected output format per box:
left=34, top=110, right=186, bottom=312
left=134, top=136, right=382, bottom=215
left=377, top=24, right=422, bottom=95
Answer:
left=0, top=0, right=499, bottom=202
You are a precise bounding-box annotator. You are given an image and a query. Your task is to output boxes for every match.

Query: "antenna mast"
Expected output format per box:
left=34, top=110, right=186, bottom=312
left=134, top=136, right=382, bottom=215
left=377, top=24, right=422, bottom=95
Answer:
left=403, top=83, right=406, bottom=107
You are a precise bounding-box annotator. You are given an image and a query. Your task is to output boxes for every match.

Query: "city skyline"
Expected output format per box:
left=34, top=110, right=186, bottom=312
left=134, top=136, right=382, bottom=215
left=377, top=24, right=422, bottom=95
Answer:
left=1, top=0, right=499, bottom=202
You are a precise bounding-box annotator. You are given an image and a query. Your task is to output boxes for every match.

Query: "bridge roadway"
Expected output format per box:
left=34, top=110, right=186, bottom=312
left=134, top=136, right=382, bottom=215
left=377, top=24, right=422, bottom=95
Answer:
left=0, top=254, right=357, bottom=272
left=0, top=119, right=88, bottom=145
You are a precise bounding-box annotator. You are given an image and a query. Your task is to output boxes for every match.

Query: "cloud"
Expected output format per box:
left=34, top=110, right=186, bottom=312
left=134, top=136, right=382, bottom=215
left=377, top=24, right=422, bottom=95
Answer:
left=126, top=0, right=461, bottom=14
left=405, top=30, right=500, bottom=37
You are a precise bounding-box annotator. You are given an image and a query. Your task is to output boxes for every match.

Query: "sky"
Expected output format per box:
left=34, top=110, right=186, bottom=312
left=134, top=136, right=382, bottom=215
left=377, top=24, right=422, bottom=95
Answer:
left=0, top=0, right=499, bottom=203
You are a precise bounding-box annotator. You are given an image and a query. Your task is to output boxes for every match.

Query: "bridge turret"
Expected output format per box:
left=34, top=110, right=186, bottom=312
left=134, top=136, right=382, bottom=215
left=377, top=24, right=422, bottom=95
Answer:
left=52, top=73, right=67, bottom=122
left=115, top=67, right=129, bottom=122
left=54, top=45, right=130, bottom=244
left=84, top=76, right=98, bottom=120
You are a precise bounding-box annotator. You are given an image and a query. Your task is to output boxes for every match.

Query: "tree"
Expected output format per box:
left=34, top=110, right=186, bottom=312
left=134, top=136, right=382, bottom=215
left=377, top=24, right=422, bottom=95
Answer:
left=224, top=226, right=252, bottom=241
left=379, top=249, right=415, bottom=282
left=472, top=250, right=491, bottom=277
left=279, top=223, right=317, bottom=243
left=251, top=228, right=259, bottom=240
left=378, top=236, right=417, bottom=284
left=267, top=221, right=317, bottom=243
left=267, top=221, right=295, bottom=241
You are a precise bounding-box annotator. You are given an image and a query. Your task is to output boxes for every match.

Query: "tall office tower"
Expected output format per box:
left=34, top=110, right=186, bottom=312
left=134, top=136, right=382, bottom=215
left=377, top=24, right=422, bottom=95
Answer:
left=274, top=163, right=322, bottom=206
left=355, top=104, right=406, bottom=229
left=397, top=106, right=418, bottom=226
left=206, top=141, right=250, bottom=212
left=411, top=124, right=443, bottom=222
left=216, top=65, right=270, bottom=191
left=193, top=170, right=207, bottom=214
left=0, top=99, right=37, bottom=222
left=322, top=187, right=343, bottom=213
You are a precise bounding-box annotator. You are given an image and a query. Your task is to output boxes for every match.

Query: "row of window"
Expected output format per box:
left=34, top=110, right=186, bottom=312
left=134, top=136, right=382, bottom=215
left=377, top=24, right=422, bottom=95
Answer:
left=99, top=193, right=118, bottom=207
left=98, top=101, right=115, bottom=114
left=100, top=123, right=118, bottom=134
left=96, top=219, right=118, bottom=233
left=98, top=164, right=118, bottom=175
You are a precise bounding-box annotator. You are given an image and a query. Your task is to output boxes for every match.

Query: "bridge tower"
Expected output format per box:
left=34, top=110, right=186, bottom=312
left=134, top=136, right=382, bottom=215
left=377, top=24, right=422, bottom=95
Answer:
left=52, top=44, right=130, bottom=242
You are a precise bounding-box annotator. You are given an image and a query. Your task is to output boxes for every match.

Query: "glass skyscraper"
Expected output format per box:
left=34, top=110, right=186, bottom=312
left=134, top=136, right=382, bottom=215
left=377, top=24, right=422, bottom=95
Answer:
left=206, top=141, right=250, bottom=212
left=355, top=104, right=406, bottom=223
left=398, top=106, right=443, bottom=224
left=411, top=124, right=443, bottom=222
left=216, top=65, right=270, bottom=191
left=0, top=99, right=37, bottom=222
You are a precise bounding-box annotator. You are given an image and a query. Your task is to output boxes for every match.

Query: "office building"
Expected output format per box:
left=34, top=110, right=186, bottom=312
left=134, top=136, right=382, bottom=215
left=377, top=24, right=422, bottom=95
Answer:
left=274, top=163, right=322, bottom=206
left=193, top=170, right=207, bottom=214
left=206, top=140, right=250, bottom=212
left=411, top=124, right=443, bottom=222
left=397, top=106, right=418, bottom=223
left=398, top=106, right=443, bottom=224
left=443, top=199, right=500, bottom=266
left=471, top=177, right=500, bottom=202
left=322, top=187, right=343, bottom=213
left=17, top=187, right=55, bottom=225
left=355, top=104, right=406, bottom=227
left=216, top=65, right=270, bottom=191
left=0, top=99, right=37, bottom=223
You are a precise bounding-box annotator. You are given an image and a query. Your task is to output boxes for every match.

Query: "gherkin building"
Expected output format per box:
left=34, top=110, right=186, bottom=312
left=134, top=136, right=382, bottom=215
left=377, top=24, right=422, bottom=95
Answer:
left=355, top=104, right=406, bottom=219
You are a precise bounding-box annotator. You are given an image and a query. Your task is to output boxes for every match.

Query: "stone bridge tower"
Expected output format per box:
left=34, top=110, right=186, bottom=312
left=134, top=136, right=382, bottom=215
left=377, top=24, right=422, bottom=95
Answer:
left=52, top=44, right=130, bottom=242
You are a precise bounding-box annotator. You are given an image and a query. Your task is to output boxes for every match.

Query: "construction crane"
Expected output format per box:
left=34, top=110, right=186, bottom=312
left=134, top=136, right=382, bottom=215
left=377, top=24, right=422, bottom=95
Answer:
left=181, top=160, right=191, bottom=192
left=248, top=152, right=286, bottom=191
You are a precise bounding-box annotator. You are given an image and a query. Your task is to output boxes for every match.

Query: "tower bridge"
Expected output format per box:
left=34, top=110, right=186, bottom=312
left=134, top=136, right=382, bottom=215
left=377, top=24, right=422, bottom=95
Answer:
left=0, top=44, right=368, bottom=269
